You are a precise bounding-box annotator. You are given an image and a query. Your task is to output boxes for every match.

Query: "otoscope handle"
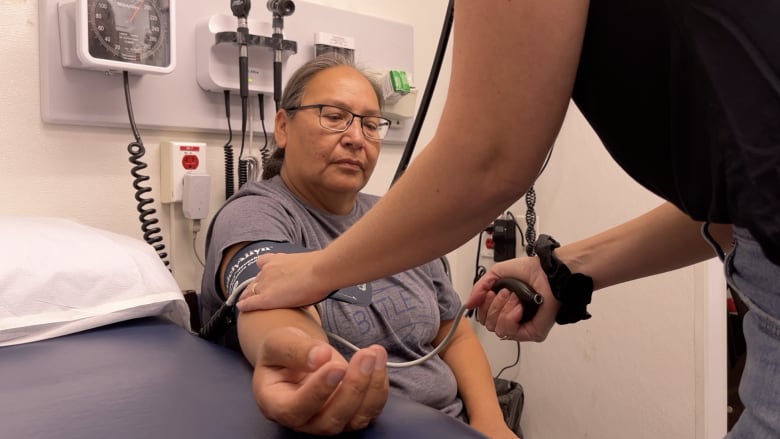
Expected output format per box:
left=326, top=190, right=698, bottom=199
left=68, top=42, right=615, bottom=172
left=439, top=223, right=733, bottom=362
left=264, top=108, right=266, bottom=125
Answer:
left=273, top=61, right=282, bottom=110
left=239, top=55, right=249, bottom=99
left=491, top=278, right=543, bottom=323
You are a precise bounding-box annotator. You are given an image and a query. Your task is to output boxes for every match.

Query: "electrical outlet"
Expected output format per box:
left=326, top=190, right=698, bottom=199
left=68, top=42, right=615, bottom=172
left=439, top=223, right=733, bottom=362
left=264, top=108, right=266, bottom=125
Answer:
left=481, top=228, right=495, bottom=260
left=160, top=141, right=207, bottom=203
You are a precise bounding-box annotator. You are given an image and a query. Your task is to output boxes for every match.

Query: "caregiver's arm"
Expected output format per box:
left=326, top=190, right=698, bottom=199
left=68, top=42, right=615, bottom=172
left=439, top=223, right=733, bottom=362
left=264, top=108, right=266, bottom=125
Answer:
left=468, top=202, right=733, bottom=342
left=243, top=0, right=591, bottom=310
left=555, top=202, right=733, bottom=290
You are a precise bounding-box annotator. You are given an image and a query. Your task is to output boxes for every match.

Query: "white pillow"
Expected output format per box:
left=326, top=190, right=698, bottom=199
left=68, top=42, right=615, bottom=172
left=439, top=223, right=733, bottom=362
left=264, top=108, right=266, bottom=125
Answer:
left=0, top=216, right=191, bottom=346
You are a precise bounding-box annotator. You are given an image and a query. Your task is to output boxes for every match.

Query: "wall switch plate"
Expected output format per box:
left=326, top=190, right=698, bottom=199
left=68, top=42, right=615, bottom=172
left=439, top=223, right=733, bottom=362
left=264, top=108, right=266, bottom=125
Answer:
left=160, top=141, right=207, bottom=203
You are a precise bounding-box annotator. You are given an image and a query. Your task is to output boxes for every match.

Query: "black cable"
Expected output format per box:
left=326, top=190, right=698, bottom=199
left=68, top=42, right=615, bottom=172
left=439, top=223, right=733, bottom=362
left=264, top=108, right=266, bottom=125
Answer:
left=199, top=300, right=237, bottom=343
left=237, top=94, right=249, bottom=188
left=524, top=188, right=537, bottom=256
left=473, top=230, right=488, bottom=284
left=516, top=142, right=554, bottom=255
left=494, top=341, right=521, bottom=380
left=509, top=135, right=553, bottom=256
left=236, top=88, right=248, bottom=188
left=392, top=0, right=454, bottom=184
left=230, top=0, right=251, bottom=189
left=223, top=90, right=235, bottom=199
left=122, top=71, right=169, bottom=267
left=271, top=14, right=285, bottom=111
left=238, top=159, right=249, bottom=188
left=258, top=93, right=270, bottom=165
left=505, top=210, right=526, bottom=251
left=267, top=1, right=295, bottom=111
left=466, top=229, right=489, bottom=319
left=239, top=95, right=248, bottom=162
left=273, top=58, right=282, bottom=111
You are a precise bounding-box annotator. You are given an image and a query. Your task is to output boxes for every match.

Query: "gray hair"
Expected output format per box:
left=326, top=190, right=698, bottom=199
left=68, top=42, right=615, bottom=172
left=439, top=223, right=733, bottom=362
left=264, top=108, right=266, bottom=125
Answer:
left=261, top=55, right=385, bottom=180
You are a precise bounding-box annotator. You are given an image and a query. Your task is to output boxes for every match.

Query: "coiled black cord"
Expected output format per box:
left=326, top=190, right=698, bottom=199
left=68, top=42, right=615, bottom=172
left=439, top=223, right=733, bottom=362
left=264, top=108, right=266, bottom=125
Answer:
left=238, top=159, right=249, bottom=187
left=524, top=187, right=537, bottom=256
left=258, top=93, right=270, bottom=166
left=522, top=142, right=555, bottom=256
left=123, top=71, right=169, bottom=267
left=223, top=90, right=236, bottom=199
left=224, top=146, right=235, bottom=199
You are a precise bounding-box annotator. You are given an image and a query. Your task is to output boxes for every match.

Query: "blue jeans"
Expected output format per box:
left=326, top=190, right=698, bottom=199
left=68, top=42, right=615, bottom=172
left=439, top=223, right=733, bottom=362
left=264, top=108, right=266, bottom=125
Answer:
left=723, top=227, right=780, bottom=439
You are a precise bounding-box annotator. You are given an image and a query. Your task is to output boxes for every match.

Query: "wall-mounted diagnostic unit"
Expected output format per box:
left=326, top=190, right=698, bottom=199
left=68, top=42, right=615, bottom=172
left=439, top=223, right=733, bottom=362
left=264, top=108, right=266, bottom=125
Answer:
left=59, top=0, right=176, bottom=75
left=195, top=14, right=295, bottom=94
left=41, top=0, right=416, bottom=144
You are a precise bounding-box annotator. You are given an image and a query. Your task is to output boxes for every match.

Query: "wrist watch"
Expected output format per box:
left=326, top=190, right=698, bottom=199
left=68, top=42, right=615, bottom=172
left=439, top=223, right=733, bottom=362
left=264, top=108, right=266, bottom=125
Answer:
left=534, top=234, right=594, bottom=324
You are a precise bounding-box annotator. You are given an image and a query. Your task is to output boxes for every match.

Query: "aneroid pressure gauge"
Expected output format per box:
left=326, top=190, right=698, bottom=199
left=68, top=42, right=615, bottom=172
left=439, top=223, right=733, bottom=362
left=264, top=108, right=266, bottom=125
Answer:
left=76, top=0, right=176, bottom=74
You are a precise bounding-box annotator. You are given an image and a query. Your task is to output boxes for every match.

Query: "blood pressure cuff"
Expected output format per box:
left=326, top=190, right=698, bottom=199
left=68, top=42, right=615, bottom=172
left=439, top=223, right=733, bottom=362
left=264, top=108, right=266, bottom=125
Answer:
left=223, top=240, right=372, bottom=306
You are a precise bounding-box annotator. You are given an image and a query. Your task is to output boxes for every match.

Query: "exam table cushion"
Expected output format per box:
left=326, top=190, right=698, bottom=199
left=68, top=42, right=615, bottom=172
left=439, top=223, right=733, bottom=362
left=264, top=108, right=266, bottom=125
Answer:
left=0, top=317, right=487, bottom=439
left=0, top=216, right=189, bottom=347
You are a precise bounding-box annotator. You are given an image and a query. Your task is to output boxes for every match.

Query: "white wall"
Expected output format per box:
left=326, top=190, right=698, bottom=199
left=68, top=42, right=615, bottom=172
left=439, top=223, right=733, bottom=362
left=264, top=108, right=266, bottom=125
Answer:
left=1, top=1, right=723, bottom=438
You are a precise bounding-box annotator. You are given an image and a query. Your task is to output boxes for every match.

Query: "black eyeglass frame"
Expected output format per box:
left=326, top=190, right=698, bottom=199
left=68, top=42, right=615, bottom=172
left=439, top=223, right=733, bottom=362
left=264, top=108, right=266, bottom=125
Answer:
left=285, top=104, right=392, bottom=141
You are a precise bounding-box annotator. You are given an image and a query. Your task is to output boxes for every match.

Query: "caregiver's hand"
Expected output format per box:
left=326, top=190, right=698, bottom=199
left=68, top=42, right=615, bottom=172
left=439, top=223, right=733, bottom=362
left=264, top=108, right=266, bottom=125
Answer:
left=466, top=256, right=560, bottom=342
left=237, top=251, right=333, bottom=311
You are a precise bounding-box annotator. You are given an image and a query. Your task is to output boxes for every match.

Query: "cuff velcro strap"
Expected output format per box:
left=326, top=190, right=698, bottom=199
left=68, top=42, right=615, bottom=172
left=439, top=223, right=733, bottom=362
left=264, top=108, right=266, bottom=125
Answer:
left=534, top=234, right=593, bottom=325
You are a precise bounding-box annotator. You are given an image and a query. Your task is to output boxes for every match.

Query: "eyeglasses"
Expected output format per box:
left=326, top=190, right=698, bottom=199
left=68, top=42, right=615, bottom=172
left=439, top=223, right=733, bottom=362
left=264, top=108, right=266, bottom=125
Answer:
left=285, top=104, right=392, bottom=141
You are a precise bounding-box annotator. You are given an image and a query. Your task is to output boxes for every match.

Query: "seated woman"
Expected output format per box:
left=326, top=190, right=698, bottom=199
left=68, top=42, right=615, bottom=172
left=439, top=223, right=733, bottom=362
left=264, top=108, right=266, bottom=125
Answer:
left=200, top=55, right=518, bottom=438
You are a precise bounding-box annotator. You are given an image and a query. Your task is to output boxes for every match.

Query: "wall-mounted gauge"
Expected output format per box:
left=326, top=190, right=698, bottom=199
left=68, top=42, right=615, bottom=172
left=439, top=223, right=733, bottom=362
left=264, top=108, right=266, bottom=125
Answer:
left=74, top=0, right=176, bottom=74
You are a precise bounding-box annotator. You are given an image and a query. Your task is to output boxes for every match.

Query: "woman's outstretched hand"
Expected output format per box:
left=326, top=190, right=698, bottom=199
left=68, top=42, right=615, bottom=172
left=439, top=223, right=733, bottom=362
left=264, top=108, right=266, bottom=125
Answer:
left=252, top=326, right=389, bottom=435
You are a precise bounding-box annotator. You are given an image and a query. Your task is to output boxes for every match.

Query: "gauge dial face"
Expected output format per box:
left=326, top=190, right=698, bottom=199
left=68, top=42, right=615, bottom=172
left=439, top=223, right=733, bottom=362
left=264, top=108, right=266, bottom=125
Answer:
left=87, top=0, right=171, bottom=68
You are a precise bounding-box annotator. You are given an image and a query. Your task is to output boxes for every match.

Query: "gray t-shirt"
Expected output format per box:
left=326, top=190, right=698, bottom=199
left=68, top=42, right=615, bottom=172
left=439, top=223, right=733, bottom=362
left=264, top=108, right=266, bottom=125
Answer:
left=200, top=176, right=464, bottom=418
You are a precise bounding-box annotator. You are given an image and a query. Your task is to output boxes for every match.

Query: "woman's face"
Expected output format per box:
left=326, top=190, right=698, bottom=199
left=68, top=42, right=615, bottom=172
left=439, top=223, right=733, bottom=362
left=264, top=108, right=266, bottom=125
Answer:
left=276, top=66, right=382, bottom=213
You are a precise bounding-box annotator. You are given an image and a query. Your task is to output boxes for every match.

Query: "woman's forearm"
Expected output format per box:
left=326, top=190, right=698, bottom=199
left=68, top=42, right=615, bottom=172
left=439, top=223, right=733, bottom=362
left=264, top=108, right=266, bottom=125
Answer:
left=436, top=319, right=505, bottom=425
left=238, top=307, right=325, bottom=367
